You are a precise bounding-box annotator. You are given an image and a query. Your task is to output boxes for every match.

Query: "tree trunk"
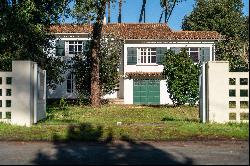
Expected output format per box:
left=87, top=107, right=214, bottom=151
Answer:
left=139, top=0, right=146, bottom=23
left=118, top=0, right=122, bottom=23
left=108, top=0, right=111, bottom=23
left=90, top=0, right=106, bottom=107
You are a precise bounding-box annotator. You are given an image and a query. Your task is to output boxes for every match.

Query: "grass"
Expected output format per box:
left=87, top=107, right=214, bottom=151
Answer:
left=0, top=104, right=248, bottom=141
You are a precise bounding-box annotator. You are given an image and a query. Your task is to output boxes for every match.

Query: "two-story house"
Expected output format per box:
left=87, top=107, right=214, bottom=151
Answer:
left=48, top=23, right=223, bottom=105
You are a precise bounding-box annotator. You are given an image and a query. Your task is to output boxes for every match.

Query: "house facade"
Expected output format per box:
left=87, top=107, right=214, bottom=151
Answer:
left=48, top=23, right=223, bottom=105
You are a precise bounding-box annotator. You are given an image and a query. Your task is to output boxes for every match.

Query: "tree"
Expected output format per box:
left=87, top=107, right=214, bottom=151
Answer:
left=72, top=0, right=121, bottom=107
left=182, top=0, right=249, bottom=71
left=118, top=0, right=122, bottom=23
left=162, top=49, right=199, bottom=106
left=0, top=0, right=68, bottom=88
left=159, top=0, right=184, bottom=23
left=73, top=34, right=122, bottom=104
left=139, top=0, right=146, bottom=23
left=107, top=0, right=111, bottom=23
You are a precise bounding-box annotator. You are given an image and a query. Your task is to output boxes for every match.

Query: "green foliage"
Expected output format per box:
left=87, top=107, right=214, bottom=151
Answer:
left=182, top=0, right=249, bottom=72
left=162, top=49, right=199, bottom=106
left=59, top=97, right=68, bottom=110
left=159, top=0, right=185, bottom=23
left=216, top=37, right=248, bottom=72
left=71, top=0, right=116, bottom=23
left=72, top=33, right=123, bottom=100
left=0, top=0, right=68, bottom=86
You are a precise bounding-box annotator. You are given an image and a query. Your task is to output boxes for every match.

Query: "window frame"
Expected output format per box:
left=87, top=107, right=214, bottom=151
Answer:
left=186, top=47, right=199, bottom=63
left=137, top=47, right=157, bottom=65
left=65, top=41, right=84, bottom=56
left=67, top=73, right=74, bottom=93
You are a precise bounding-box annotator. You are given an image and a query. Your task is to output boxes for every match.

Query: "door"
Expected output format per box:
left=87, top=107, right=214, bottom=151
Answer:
left=133, top=79, right=160, bottom=105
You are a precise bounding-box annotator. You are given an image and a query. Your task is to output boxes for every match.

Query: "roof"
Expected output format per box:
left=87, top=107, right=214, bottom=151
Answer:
left=50, top=23, right=223, bottom=40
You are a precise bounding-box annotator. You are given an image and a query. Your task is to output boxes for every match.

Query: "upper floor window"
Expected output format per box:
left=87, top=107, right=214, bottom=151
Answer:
left=68, top=41, right=83, bottom=54
left=55, top=40, right=89, bottom=57
left=138, top=48, right=157, bottom=64
left=127, top=47, right=210, bottom=65
left=170, top=47, right=210, bottom=63
left=186, top=47, right=199, bottom=62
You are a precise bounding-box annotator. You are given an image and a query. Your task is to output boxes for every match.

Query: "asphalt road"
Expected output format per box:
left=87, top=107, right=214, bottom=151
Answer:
left=0, top=140, right=248, bottom=165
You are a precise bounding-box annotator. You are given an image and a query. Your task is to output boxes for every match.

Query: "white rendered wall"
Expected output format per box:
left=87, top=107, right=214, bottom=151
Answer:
left=123, top=43, right=215, bottom=74
left=123, top=42, right=214, bottom=105
left=47, top=38, right=215, bottom=101
left=123, top=78, right=172, bottom=105
left=103, top=91, right=118, bottom=99
left=124, top=79, right=133, bottom=104
left=160, top=80, right=172, bottom=104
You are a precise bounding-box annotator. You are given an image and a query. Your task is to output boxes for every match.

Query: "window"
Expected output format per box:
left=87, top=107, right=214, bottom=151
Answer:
left=6, top=112, right=11, bottom=119
left=138, top=48, right=157, bottom=64
left=6, top=100, right=11, bottom=107
left=229, top=78, right=236, bottom=85
left=0, top=77, right=2, bottom=84
left=240, top=113, right=249, bottom=120
left=188, top=47, right=199, bottom=62
left=240, top=89, right=248, bottom=97
left=67, top=73, right=74, bottom=93
left=240, top=101, right=248, bottom=109
left=176, top=47, right=210, bottom=63
left=68, top=41, right=83, bottom=54
left=0, top=100, right=2, bottom=107
left=229, top=89, right=236, bottom=97
left=0, top=89, right=2, bottom=96
left=6, top=89, right=11, bottom=96
left=229, top=101, right=236, bottom=108
left=6, top=77, right=12, bottom=84
left=229, top=112, right=236, bottom=120
left=240, top=78, right=248, bottom=85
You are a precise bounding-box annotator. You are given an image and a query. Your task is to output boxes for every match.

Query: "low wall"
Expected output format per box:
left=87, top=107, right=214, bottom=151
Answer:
left=202, top=61, right=249, bottom=123
left=0, top=61, right=46, bottom=126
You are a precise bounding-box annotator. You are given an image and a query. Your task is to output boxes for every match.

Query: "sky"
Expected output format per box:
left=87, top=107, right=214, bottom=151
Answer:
left=106, top=0, right=249, bottom=30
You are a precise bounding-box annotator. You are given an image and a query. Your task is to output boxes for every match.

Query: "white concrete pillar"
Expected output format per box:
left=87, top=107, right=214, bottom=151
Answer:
left=206, top=61, right=229, bottom=123
left=124, top=79, right=133, bottom=104
left=12, top=61, right=36, bottom=126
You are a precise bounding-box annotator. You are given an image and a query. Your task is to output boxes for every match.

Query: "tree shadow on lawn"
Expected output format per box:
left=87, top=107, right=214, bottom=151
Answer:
left=32, top=122, right=193, bottom=165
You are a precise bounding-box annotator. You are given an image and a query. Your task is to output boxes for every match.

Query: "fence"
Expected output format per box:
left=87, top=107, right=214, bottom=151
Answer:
left=200, top=61, right=249, bottom=123
left=0, top=61, right=46, bottom=126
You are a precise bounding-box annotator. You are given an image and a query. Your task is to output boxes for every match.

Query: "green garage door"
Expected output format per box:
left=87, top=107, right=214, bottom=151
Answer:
left=133, top=79, right=160, bottom=105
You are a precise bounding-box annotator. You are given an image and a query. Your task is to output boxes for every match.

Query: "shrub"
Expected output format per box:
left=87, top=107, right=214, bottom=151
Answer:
left=162, top=49, right=199, bottom=106
left=59, top=97, right=68, bottom=110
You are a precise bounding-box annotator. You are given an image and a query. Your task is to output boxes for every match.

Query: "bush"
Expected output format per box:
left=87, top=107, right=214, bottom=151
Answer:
left=162, top=49, right=199, bottom=106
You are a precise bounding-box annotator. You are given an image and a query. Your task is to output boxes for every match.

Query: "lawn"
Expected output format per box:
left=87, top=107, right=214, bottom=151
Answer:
left=0, top=104, right=248, bottom=142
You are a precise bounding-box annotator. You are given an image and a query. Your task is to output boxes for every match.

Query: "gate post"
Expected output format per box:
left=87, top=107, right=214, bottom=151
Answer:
left=199, top=62, right=207, bottom=123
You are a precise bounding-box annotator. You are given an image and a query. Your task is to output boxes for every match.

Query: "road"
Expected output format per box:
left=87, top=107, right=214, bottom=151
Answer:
left=0, top=140, right=248, bottom=165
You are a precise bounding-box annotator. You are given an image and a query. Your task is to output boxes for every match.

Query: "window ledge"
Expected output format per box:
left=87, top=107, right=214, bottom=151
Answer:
left=136, top=64, right=159, bottom=66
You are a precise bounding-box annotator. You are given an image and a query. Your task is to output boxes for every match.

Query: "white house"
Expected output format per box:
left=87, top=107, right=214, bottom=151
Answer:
left=47, top=23, right=223, bottom=105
